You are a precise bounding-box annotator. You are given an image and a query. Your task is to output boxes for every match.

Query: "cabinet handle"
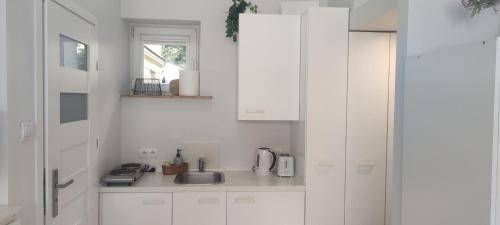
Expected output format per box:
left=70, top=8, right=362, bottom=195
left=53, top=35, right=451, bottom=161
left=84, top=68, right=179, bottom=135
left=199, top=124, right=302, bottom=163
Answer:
left=142, top=199, right=166, bottom=206
left=245, top=109, right=265, bottom=114
left=317, top=162, right=335, bottom=167
left=234, top=196, right=255, bottom=204
left=358, top=162, right=375, bottom=167
left=198, top=197, right=220, bottom=205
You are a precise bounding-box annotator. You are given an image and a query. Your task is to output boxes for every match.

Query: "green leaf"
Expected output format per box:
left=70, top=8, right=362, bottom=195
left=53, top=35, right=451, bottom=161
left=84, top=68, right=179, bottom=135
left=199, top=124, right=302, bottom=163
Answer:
left=225, top=0, right=258, bottom=42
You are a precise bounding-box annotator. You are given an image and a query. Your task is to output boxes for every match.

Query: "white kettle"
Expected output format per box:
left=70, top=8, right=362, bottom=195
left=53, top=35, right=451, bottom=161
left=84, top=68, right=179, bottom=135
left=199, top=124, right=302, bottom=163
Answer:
left=252, top=147, right=277, bottom=175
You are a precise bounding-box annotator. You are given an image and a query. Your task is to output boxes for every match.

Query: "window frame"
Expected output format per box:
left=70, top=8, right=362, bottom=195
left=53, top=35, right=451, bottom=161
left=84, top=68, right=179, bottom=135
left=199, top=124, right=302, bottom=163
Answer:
left=130, top=24, right=199, bottom=87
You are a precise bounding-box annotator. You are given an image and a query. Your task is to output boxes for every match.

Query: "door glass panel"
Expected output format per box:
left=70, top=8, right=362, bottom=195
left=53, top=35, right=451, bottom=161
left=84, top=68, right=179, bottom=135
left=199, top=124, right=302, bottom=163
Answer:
left=60, top=34, right=88, bottom=71
left=60, top=93, right=87, bottom=124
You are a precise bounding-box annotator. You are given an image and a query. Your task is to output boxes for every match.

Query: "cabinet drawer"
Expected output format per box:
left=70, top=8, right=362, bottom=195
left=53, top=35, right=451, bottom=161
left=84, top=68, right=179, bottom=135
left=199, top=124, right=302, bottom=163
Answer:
left=101, top=193, right=172, bottom=225
left=227, top=192, right=304, bottom=225
left=173, top=192, right=226, bottom=225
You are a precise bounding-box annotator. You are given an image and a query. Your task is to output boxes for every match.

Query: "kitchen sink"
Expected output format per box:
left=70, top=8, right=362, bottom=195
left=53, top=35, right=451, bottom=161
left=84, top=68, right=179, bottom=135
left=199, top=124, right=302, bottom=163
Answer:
left=174, top=172, right=225, bottom=185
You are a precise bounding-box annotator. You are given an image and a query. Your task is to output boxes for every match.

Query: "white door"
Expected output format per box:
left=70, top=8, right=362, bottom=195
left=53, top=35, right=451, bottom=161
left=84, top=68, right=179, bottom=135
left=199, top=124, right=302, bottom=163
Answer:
left=45, top=1, right=98, bottom=225
left=345, top=32, right=391, bottom=225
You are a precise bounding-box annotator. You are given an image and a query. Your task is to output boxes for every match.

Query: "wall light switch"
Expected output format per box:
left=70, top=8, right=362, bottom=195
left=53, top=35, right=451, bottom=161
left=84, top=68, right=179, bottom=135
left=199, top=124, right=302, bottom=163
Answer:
left=20, top=121, right=34, bottom=142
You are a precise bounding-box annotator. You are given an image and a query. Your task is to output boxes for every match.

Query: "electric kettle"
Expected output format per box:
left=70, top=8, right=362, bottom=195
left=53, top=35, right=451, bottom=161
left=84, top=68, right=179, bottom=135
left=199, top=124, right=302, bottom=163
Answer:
left=252, top=147, right=277, bottom=175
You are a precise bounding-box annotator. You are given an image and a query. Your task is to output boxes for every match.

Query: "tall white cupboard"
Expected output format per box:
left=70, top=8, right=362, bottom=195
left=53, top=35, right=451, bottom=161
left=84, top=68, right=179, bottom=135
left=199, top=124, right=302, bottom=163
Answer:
left=345, top=32, right=396, bottom=225
left=292, top=9, right=396, bottom=225
left=238, top=7, right=396, bottom=225
left=299, top=7, right=350, bottom=225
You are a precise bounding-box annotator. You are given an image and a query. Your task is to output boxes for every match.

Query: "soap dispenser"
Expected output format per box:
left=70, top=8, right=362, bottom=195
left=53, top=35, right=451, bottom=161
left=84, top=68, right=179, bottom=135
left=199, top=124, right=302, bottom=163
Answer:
left=173, top=149, right=184, bottom=165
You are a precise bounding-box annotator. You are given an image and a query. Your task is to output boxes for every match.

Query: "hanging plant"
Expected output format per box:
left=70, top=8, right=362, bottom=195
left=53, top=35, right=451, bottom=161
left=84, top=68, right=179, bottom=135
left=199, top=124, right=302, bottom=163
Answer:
left=225, top=0, right=258, bottom=42
left=462, top=0, right=498, bottom=17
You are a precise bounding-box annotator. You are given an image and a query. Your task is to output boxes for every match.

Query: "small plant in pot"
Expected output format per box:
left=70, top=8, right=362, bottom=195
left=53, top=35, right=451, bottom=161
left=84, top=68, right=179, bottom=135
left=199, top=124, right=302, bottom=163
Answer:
left=225, top=0, right=258, bottom=42
left=462, top=0, right=498, bottom=16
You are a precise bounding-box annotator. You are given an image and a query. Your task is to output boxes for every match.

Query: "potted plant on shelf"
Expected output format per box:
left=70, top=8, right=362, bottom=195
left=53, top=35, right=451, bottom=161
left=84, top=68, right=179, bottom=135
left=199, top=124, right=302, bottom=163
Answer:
left=225, top=0, right=258, bottom=42
left=462, top=0, right=498, bottom=16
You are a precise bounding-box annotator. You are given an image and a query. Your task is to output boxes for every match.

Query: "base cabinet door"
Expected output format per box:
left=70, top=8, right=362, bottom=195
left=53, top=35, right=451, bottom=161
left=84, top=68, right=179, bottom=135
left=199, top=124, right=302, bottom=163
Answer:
left=173, top=192, right=226, bottom=225
left=227, top=192, right=305, bottom=225
left=101, top=193, right=173, bottom=225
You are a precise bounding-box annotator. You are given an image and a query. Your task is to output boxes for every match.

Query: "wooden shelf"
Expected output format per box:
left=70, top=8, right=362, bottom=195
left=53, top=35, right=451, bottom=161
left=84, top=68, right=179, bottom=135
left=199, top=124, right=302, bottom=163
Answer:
left=121, top=95, right=213, bottom=100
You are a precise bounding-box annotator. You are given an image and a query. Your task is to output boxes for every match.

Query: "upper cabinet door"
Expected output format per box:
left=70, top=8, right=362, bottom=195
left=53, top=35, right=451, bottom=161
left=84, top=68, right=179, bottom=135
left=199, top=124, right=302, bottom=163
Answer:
left=238, top=14, right=301, bottom=121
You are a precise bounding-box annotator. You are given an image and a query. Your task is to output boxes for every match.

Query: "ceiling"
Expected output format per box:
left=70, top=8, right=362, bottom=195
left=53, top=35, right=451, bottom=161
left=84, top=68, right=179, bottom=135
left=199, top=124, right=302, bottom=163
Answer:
left=328, top=0, right=398, bottom=31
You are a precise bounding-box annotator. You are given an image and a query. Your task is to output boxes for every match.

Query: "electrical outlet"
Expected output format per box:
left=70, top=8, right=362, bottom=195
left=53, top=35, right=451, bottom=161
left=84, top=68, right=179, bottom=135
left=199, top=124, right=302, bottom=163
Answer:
left=148, top=148, right=158, bottom=158
left=139, top=148, right=158, bottom=159
left=139, top=148, right=149, bottom=158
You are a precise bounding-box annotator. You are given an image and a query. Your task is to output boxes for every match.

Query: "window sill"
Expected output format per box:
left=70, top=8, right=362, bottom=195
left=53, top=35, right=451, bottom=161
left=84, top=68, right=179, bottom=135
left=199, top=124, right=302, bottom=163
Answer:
left=121, top=95, right=213, bottom=100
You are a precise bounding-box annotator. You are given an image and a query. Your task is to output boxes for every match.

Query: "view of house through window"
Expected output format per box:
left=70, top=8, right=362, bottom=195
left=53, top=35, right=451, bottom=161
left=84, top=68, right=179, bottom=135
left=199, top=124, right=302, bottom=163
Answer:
left=143, top=44, right=187, bottom=84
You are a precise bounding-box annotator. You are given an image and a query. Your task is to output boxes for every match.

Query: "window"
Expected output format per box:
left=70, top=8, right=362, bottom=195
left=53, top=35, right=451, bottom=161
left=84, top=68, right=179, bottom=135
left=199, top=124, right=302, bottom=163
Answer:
left=60, top=34, right=88, bottom=71
left=131, top=24, right=199, bottom=92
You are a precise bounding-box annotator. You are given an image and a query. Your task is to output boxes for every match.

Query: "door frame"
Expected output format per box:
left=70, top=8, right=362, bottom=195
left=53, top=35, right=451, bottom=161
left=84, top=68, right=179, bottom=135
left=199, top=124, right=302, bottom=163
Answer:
left=0, top=0, right=7, bottom=206
left=41, top=0, right=98, bottom=224
left=492, top=37, right=500, bottom=225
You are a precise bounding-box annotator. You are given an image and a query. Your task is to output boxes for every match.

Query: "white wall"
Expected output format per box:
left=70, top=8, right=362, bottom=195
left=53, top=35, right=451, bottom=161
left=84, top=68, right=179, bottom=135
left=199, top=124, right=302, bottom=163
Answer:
left=73, top=0, right=130, bottom=177
left=398, top=0, right=500, bottom=225
left=71, top=1, right=130, bottom=224
left=5, top=0, right=39, bottom=224
left=0, top=0, right=7, bottom=206
left=120, top=0, right=311, bottom=170
left=407, top=1, right=500, bottom=56
left=349, top=0, right=397, bottom=31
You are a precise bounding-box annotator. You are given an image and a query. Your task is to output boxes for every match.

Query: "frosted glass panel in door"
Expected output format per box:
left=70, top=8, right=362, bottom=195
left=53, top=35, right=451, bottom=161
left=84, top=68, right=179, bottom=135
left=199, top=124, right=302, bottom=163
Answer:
left=60, top=93, right=87, bottom=124
left=60, top=34, right=88, bottom=71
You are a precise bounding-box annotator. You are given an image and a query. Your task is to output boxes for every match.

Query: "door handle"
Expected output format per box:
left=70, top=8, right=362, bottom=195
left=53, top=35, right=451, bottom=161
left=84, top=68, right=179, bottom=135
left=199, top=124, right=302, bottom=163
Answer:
left=52, top=169, right=74, bottom=218
left=55, top=179, right=74, bottom=189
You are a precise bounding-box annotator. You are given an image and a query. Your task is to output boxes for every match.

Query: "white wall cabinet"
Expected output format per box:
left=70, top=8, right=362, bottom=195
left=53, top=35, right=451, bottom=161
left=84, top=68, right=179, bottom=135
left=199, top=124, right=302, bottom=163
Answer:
left=173, top=192, right=226, bottom=225
left=238, top=14, right=301, bottom=121
left=227, top=192, right=304, bottom=225
left=345, top=32, right=395, bottom=225
left=101, top=193, right=173, bottom=225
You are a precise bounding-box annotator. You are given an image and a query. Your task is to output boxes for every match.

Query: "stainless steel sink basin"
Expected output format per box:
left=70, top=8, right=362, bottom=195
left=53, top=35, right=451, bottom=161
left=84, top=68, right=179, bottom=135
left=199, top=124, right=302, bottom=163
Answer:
left=174, top=172, right=225, bottom=185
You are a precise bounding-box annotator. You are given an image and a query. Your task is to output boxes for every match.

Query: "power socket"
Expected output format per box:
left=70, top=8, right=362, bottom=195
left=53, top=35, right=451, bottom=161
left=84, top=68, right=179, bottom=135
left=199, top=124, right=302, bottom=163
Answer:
left=139, top=148, right=158, bottom=159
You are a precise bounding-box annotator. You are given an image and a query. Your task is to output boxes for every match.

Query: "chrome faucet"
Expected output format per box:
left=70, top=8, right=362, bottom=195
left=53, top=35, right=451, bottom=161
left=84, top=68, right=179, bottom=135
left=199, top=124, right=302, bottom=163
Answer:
left=198, top=158, right=207, bottom=172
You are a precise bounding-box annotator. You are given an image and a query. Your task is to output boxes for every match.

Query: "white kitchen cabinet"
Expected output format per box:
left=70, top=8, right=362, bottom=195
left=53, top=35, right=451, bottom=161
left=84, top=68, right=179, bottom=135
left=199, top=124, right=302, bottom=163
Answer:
left=345, top=32, right=394, bottom=225
left=238, top=14, right=300, bottom=121
left=173, top=192, right=226, bottom=225
left=227, top=192, right=304, bottom=225
left=300, top=8, right=349, bottom=225
left=101, top=193, right=173, bottom=225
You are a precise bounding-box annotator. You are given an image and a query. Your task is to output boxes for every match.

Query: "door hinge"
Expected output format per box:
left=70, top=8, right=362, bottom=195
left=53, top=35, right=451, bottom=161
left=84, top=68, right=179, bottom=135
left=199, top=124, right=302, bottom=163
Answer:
left=96, top=139, right=99, bottom=149
left=96, top=60, right=99, bottom=71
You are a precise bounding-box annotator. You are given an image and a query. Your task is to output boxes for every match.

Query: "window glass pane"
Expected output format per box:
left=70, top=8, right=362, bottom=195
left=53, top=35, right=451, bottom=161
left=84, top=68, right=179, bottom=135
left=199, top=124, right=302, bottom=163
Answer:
left=60, top=93, right=88, bottom=124
left=143, top=44, right=186, bottom=84
left=60, top=34, right=88, bottom=71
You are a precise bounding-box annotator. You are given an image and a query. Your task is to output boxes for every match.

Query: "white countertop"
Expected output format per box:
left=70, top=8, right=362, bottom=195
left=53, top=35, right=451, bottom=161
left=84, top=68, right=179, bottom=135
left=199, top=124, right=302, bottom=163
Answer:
left=0, top=206, right=21, bottom=225
left=99, top=171, right=305, bottom=193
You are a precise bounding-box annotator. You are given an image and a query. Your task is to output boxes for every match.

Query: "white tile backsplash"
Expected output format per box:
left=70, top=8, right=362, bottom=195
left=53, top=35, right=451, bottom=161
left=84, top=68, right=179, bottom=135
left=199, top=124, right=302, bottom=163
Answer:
left=179, top=142, right=221, bottom=170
